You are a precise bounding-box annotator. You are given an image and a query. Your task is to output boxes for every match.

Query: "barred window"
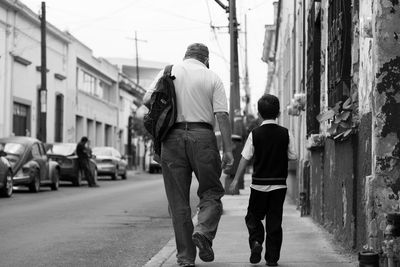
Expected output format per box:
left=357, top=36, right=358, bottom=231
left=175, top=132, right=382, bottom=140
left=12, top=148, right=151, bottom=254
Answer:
left=327, top=0, right=352, bottom=107
left=306, top=1, right=321, bottom=136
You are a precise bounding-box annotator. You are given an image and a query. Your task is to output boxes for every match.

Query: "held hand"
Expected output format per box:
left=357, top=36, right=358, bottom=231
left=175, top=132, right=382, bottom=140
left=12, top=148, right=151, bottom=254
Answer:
left=228, top=179, right=239, bottom=195
left=221, top=151, right=234, bottom=171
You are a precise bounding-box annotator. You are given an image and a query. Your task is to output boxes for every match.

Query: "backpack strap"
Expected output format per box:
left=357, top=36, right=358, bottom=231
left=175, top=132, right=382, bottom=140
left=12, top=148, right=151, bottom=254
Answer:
left=163, top=65, right=174, bottom=78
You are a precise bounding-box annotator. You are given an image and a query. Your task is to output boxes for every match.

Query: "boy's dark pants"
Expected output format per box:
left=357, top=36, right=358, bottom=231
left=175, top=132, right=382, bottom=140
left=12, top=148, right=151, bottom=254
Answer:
left=245, top=188, right=287, bottom=263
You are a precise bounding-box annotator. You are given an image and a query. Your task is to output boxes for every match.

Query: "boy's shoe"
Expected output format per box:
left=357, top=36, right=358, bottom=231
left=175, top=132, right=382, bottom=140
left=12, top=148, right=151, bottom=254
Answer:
left=266, top=262, right=278, bottom=266
left=192, top=232, right=214, bottom=262
left=250, top=241, right=262, bottom=264
left=178, top=262, right=195, bottom=267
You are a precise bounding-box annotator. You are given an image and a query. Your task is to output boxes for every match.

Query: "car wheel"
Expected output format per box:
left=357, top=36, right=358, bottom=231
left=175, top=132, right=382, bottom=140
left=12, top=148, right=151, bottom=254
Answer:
left=111, top=166, right=118, bottom=180
left=149, top=166, right=154, bottom=174
left=0, top=170, right=13, bottom=198
left=121, top=169, right=127, bottom=180
left=73, top=170, right=83, bottom=187
left=50, top=169, right=60, bottom=191
left=29, top=168, right=40, bottom=193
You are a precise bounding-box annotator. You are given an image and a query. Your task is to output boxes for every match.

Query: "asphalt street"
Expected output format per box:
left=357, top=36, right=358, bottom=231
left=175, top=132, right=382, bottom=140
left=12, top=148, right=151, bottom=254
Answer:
left=0, top=171, right=198, bottom=267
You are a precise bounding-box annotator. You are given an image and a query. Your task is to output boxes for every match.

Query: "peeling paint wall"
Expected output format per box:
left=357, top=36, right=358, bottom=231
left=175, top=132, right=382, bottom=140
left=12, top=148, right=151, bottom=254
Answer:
left=359, top=0, right=374, bottom=115
left=356, top=113, right=372, bottom=249
left=310, top=149, right=324, bottom=223
left=319, top=0, right=329, bottom=133
left=368, top=0, right=400, bottom=246
left=321, top=139, right=355, bottom=248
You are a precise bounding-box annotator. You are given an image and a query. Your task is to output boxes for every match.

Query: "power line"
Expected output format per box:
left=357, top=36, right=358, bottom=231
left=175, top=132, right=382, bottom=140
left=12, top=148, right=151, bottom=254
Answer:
left=204, top=0, right=229, bottom=70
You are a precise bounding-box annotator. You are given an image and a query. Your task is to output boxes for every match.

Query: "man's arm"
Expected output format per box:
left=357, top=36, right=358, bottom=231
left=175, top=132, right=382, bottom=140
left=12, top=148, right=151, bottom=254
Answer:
left=143, top=69, right=164, bottom=107
left=215, top=112, right=234, bottom=170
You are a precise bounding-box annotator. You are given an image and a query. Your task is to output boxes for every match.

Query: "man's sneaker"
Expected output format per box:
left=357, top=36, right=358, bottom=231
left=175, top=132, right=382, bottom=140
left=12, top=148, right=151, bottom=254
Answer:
left=266, top=262, right=278, bottom=266
left=249, top=241, right=262, bottom=264
left=192, top=232, right=214, bottom=262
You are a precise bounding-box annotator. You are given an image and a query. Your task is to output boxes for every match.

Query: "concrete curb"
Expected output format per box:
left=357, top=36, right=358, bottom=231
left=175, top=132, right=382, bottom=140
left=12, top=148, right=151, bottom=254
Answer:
left=143, top=238, right=176, bottom=267
left=143, top=213, right=199, bottom=267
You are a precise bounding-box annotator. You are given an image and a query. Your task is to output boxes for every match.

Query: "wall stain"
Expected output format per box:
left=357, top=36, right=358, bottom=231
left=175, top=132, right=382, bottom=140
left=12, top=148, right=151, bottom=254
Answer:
left=387, top=176, right=400, bottom=199
left=376, top=56, right=400, bottom=160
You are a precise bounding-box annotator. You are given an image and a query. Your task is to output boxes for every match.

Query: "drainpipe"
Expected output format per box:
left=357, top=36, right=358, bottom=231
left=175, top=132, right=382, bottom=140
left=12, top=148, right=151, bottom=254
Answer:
left=367, top=0, right=400, bottom=251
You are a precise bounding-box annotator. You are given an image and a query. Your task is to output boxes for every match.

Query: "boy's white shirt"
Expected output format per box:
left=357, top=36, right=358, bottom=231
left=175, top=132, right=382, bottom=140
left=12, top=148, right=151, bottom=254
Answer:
left=241, top=119, right=297, bottom=192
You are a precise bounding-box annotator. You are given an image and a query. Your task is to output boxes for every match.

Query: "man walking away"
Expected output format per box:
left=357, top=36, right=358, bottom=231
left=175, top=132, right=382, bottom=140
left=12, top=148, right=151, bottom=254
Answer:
left=76, top=136, right=98, bottom=188
left=144, top=43, right=234, bottom=267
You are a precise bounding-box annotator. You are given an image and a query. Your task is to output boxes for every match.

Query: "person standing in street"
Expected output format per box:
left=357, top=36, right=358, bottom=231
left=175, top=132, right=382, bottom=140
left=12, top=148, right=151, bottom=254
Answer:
left=76, top=136, right=98, bottom=188
left=144, top=43, right=234, bottom=267
left=229, top=94, right=297, bottom=266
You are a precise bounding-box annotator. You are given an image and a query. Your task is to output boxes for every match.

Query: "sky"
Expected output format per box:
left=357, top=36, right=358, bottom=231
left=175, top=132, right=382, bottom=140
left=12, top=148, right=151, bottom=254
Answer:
left=21, top=0, right=275, bottom=113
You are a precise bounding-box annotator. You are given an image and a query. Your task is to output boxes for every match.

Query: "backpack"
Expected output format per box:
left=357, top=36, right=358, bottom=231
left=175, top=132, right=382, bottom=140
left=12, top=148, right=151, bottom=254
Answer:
left=143, top=65, right=177, bottom=159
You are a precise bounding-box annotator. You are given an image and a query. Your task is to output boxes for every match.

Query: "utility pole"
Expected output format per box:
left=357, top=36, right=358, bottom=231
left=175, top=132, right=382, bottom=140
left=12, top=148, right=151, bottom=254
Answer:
left=130, top=31, right=147, bottom=86
left=127, top=32, right=146, bottom=169
left=127, top=115, right=134, bottom=169
left=243, top=13, right=250, bottom=115
left=214, top=0, right=243, bottom=194
left=39, top=1, right=47, bottom=142
left=213, top=0, right=241, bottom=131
left=228, top=0, right=241, bottom=130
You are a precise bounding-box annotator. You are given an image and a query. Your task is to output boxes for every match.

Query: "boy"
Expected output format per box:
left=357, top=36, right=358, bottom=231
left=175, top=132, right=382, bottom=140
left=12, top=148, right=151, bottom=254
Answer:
left=229, top=94, right=297, bottom=266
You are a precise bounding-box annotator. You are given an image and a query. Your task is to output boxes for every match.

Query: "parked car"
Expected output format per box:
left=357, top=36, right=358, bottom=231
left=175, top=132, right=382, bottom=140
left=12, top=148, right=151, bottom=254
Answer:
left=47, top=143, right=97, bottom=186
left=0, top=137, right=60, bottom=193
left=0, top=150, right=13, bottom=197
left=92, top=147, right=127, bottom=180
left=145, top=151, right=161, bottom=174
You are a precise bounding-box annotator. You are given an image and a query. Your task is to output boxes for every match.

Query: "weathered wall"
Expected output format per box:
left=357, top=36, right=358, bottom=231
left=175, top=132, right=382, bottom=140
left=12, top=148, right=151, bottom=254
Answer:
left=367, top=0, right=400, bottom=247
left=310, top=149, right=324, bottom=223
left=321, top=139, right=355, bottom=248
left=355, top=112, right=372, bottom=249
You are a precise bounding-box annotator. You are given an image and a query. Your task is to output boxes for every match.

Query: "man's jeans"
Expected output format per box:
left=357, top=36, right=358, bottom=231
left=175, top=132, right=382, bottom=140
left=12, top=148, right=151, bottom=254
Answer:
left=161, top=128, right=225, bottom=263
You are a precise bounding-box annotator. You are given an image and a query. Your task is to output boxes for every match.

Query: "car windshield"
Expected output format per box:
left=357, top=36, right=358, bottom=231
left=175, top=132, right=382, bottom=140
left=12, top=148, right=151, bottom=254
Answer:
left=0, top=142, right=25, bottom=155
left=92, top=147, right=112, bottom=157
left=49, top=143, right=76, bottom=156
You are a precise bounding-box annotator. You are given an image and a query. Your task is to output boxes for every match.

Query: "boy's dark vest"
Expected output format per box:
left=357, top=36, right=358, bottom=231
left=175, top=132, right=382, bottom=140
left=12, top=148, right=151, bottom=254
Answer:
left=252, top=124, right=289, bottom=185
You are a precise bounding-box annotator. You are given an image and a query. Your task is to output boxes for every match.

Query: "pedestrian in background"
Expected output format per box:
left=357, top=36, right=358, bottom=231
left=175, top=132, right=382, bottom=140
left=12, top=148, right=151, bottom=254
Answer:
left=229, top=94, right=297, bottom=266
left=76, top=136, right=98, bottom=188
left=144, top=43, right=234, bottom=267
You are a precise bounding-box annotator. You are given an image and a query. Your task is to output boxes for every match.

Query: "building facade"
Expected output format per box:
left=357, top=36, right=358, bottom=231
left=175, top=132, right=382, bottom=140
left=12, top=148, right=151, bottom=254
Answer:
left=265, top=0, right=400, bottom=251
left=66, top=34, right=120, bottom=147
left=0, top=0, right=69, bottom=141
left=0, top=0, right=156, bottom=158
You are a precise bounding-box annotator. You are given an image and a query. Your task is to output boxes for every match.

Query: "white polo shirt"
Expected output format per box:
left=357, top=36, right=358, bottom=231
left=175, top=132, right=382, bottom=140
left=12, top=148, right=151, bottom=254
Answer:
left=144, top=58, right=228, bottom=125
left=242, top=120, right=297, bottom=192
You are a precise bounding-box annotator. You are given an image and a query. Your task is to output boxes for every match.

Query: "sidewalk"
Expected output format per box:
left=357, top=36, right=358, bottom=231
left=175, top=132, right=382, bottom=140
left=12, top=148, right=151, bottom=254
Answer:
left=145, top=175, right=358, bottom=267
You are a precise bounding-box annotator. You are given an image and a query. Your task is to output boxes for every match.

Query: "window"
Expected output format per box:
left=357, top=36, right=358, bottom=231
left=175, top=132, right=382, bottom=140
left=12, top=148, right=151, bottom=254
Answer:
left=13, top=102, right=30, bottom=136
left=76, top=67, right=114, bottom=102
left=306, top=1, right=321, bottom=135
left=55, top=94, right=64, bottom=142
left=327, top=0, right=352, bottom=106
left=31, top=143, right=41, bottom=158
left=83, top=72, right=96, bottom=95
left=77, top=68, right=97, bottom=95
left=113, top=149, right=121, bottom=159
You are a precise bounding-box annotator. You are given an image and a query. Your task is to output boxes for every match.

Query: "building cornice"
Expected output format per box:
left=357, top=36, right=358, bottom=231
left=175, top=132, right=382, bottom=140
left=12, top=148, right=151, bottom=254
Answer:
left=1, top=0, right=70, bottom=44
